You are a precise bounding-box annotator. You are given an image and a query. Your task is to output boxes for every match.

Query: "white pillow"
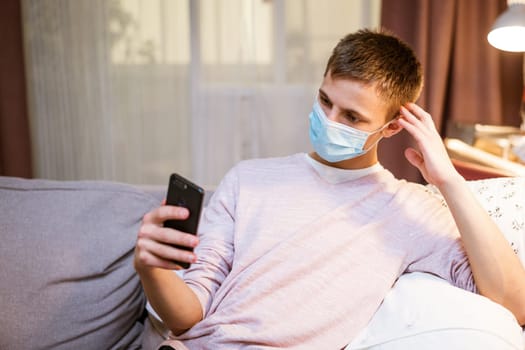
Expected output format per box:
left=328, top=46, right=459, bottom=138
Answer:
left=346, top=272, right=523, bottom=350
left=466, top=177, right=525, bottom=264
left=346, top=177, right=525, bottom=350
left=428, top=177, right=525, bottom=264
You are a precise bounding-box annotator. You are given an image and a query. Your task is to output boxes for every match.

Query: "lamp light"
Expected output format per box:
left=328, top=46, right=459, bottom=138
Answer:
left=487, top=0, right=525, bottom=52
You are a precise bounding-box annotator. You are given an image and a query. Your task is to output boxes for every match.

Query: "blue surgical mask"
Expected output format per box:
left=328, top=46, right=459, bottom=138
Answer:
left=309, top=100, right=388, bottom=162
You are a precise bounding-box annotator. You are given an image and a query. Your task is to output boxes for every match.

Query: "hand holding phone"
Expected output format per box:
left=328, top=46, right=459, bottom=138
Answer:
left=164, top=173, right=204, bottom=269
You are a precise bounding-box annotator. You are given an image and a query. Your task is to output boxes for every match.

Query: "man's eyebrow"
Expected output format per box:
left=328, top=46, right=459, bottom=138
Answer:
left=319, top=89, right=371, bottom=123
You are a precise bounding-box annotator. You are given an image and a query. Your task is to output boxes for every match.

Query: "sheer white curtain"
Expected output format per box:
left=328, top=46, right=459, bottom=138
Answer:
left=23, top=0, right=380, bottom=188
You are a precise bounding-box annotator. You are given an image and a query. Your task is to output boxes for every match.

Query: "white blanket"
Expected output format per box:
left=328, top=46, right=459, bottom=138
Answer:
left=347, top=272, right=523, bottom=350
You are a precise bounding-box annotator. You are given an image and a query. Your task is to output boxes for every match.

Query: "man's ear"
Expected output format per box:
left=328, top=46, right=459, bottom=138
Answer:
left=383, top=120, right=403, bottom=138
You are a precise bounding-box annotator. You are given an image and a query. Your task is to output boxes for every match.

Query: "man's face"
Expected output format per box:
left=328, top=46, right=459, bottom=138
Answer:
left=311, top=73, right=397, bottom=168
left=317, top=74, right=391, bottom=133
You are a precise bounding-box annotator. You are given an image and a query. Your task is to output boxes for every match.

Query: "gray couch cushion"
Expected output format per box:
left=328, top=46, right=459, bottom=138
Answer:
left=0, top=177, right=160, bottom=350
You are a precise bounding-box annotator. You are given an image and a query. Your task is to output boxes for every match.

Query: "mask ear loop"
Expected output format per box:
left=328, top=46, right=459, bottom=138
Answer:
left=361, top=119, right=395, bottom=153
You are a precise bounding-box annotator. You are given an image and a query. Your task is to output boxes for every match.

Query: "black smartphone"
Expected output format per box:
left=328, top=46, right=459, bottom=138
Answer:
left=164, top=173, right=204, bottom=269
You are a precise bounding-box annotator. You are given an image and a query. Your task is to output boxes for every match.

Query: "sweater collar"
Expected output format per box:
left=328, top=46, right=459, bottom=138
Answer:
left=304, top=153, right=383, bottom=184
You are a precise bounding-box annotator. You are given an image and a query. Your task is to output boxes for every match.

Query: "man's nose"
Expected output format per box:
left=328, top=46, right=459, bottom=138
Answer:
left=326, top=108, right=339, bottom=122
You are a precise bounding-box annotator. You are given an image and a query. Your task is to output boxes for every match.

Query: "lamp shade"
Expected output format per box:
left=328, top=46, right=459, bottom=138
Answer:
left=487, top=3, right=525, bottom=52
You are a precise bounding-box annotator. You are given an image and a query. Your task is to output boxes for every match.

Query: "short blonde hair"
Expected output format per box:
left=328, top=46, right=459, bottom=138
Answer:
left=325, top=29, right=423, bottom=119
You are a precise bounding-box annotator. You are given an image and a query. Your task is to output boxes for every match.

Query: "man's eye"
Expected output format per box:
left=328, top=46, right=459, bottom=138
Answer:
left=320, top=97, right=331, bottom=107
left=346, top=114, right=359, bottom=123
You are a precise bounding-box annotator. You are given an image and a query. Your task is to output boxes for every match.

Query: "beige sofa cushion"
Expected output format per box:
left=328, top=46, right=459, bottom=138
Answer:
left=0, top=177, right=159, bottom=350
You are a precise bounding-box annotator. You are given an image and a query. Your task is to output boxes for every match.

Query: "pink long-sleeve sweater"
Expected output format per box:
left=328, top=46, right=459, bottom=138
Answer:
left=160, top=153, right=475, bottom=349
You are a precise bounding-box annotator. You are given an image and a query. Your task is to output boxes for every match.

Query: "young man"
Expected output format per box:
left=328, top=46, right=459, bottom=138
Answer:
left=135, top=29, right=525, bottom=349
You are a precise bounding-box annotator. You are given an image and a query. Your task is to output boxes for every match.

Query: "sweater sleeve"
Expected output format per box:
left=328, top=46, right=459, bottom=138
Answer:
left=402, top=189, right=477, bottom=293
left=182, top=166, right=238, bottom=316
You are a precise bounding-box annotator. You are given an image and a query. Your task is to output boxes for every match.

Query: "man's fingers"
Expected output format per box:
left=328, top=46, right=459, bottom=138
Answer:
left=397, top=115, right=422, bottom=141
left=142, top=205, right=190, bottom=224
left=139, top=223, right=199, bottom=247
left=135, top=247, right=194, bottom=270
left=404, top=147, right=423, bottom=168
left=405, top=103, right=436, bottom=129
left=135, top=234, right=198, bottom=267
left=144, top=239, right=197, bottom=263
left=136, top=204, right=199, bottom=271
left=399, top=104, right=438, bottom=144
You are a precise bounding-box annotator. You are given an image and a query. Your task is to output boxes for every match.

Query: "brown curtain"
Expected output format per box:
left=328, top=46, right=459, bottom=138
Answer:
left=379, top=0, right=523, bottom=183
left=0, top=0, right=32, bottom=178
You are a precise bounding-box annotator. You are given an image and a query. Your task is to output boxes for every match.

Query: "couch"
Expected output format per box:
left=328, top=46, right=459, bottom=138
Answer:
left=1, top=175, right=524, bottom=350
